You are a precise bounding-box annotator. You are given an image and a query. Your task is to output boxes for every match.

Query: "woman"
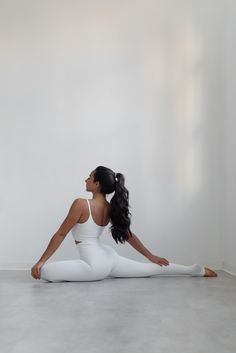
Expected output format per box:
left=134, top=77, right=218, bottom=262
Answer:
left=31, top=166, right=217, bottom=282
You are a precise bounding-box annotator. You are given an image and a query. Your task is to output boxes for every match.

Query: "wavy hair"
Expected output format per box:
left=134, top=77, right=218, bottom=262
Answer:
left=93, top=166, right=132, bottom=244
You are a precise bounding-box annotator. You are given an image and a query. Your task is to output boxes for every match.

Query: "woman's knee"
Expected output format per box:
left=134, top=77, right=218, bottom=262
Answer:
left=40, top=263, right=56, bottom=282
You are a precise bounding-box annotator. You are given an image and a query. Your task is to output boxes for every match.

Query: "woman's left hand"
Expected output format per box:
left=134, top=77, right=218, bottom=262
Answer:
left=148, top=255, right=170, bottom=266
left=31, top=261, right=45, bottom=280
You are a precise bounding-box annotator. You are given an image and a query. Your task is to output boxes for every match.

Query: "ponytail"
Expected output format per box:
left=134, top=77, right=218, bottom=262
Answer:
left=109, top=173, right=132, bottom=244
left=94, top=166, right=132, bottom=244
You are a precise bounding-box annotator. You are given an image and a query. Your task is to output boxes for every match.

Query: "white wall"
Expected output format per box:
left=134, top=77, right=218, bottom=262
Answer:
left=0, top=0, right=227, bottom=270
left=223, top=0, right=236, bottom=275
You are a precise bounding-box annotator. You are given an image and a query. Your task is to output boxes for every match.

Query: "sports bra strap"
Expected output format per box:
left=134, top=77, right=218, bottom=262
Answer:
left=86, top=199, right=91, bottom=217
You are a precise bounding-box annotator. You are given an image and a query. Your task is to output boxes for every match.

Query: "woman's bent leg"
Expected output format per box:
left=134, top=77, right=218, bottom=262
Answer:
left=40, top=259, right=110, bottom=282
left=109, top=256, right=205, bottom=277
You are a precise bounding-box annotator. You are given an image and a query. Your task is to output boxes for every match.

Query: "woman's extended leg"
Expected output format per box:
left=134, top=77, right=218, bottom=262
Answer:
left=109, top=255, right=205, bottom=277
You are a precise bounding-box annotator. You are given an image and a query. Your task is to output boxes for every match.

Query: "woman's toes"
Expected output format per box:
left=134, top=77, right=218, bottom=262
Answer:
left=204, top=267, right=218, bottom=277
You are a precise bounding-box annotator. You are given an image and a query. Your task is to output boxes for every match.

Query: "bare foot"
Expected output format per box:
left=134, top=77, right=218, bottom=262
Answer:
left=204, top=267, right=218, bottom=277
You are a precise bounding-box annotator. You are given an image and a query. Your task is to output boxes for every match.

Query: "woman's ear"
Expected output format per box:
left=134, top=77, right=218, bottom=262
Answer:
left=96, top=182, right=101, bottom=191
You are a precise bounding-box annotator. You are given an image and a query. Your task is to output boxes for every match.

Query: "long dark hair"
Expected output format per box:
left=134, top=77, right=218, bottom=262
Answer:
left=93, top=166, right=132, bottom=244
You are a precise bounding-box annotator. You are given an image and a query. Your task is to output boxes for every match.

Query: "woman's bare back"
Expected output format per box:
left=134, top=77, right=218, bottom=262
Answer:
left=77, top=198, right=111, bottom=227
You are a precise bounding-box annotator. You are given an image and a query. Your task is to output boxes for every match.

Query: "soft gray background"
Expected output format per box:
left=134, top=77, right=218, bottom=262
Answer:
left=0, top=0, right=235, bottom=274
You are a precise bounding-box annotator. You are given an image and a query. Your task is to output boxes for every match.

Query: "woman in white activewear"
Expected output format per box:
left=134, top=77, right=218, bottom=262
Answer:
left=31, top=166, right=217, bottom=282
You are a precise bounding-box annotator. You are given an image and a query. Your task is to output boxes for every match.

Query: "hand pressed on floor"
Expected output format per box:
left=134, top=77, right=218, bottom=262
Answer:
left=31, top=261, right=45, bottom=279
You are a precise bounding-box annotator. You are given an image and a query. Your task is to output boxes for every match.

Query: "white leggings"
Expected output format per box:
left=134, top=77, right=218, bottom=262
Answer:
left=40, top=241, right=205, bottom=282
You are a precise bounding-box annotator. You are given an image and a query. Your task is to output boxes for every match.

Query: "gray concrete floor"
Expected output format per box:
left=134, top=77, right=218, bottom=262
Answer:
left=0, top=270, right=236, bottom=353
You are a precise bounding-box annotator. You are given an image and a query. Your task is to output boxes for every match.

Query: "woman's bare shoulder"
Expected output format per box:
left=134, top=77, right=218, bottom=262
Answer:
left=74, top=197, right=87, bottom=201
left=71, top=197, right=87, bottom=206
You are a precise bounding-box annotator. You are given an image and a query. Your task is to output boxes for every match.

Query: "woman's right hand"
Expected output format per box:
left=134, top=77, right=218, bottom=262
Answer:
left=148, top=254, right=170, bottom=266
left=31, top=261, right=45, bottom=280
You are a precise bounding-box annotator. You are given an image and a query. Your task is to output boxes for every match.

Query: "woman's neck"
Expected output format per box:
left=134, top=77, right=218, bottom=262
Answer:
left=91, top=192, right=107, bottom=202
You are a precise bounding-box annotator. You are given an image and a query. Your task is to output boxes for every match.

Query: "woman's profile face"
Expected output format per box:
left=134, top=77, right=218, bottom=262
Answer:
left=85, top=170, right=96, bottom=191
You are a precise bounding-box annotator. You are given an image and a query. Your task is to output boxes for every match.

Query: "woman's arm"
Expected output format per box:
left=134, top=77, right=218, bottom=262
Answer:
left=127, top=231, right=169, bottom=266
left=31, top=198, right=83, bottom=279
left=37, top=232, right=66, bottom=263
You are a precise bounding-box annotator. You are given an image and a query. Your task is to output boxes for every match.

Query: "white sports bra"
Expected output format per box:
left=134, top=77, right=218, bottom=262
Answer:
left=71, top=199, right=109, bottom=243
